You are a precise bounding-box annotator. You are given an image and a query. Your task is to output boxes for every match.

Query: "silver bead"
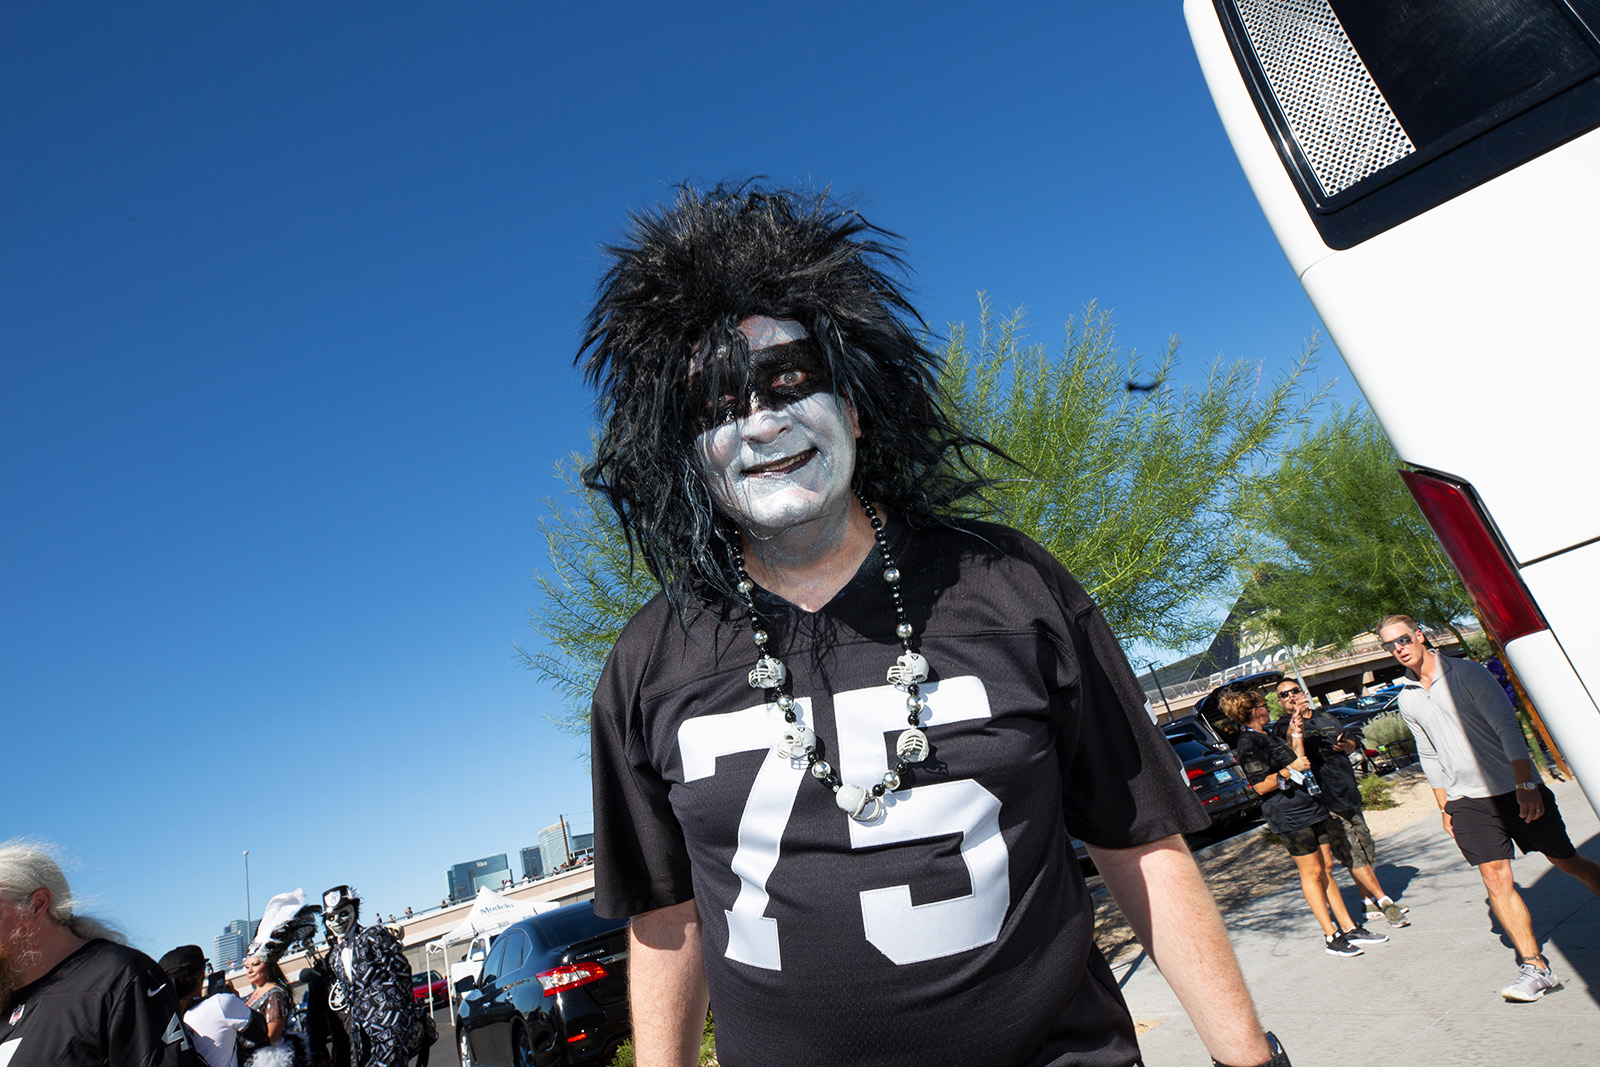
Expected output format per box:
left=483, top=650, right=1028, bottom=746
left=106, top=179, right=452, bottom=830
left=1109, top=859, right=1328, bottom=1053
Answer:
left=883, top=566, right=901, bottom=585
left=748, top=655, right=787, bottom=690
left=737, top=579, right=754, bottom=595
left=886, top=651, right=929, bottom=687
left=896, top=728, right=929, bottom=764
left=881, top=770, right=901, bottom=791
left=905, top=693, right=923, bottom=714
left=776, top=692, right=795, bottom=711
left=752, top=629, right=768, bottom=645
left=896, top=622, right=913, bottom=640
left=810, top=760, right=832, bottom=780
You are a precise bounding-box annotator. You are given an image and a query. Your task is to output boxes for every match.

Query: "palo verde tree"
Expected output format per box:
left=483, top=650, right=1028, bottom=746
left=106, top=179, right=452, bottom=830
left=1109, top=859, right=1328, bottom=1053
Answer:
left=517, top=450, right=659, bottom=733
left=1237, top=404, right=1475, bottom=648
left=523, top=298, right=1323, bottom=734
left=939, top=298, right=1321, bottom=649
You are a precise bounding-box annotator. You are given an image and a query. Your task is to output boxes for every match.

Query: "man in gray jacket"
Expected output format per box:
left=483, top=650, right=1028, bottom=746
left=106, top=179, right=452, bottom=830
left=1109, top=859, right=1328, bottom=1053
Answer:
left=1380, top=614, right=1600, bottom=1002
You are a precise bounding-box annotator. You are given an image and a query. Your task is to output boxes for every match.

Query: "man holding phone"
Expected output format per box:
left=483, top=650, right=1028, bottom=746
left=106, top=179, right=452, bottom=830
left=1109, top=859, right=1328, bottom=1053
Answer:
left=1272, top=680, right=1411, bottom=928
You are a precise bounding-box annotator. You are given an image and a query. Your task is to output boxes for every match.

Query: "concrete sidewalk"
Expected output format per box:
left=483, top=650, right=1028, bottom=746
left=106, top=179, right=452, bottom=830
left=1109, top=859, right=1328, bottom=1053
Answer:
left=1119, top=778, right=1600, bottom=1066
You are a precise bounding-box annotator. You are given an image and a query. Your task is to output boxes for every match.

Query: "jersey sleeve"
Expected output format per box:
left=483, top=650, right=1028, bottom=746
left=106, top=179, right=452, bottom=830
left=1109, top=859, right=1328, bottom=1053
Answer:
left=590, top=610, right=696, bottom=919
left=108, top=955, right=205, bottom=1067
left=1049, top=580, right=1208, bottom=848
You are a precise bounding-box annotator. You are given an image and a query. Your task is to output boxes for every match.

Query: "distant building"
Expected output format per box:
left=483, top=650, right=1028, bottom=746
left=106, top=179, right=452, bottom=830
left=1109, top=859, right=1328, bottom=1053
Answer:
left=213, top=918, right=250, bottom=971
left=519, top=845, right=544, bottom=881
left=538, top=822, right=570, bottom=871
left=571, top=832, right=593, bottom=854
left=446, top=853, right=511, bottom=903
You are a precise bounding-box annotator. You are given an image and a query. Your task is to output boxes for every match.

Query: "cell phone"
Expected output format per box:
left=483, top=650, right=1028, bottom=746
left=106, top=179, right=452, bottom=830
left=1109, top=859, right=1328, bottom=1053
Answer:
left=206, top=970, right=230, bottom=996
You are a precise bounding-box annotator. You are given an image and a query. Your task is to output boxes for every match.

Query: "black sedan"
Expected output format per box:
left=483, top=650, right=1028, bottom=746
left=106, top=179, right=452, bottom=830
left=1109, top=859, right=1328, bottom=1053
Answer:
left=455, top=900, right=631, bottom=1067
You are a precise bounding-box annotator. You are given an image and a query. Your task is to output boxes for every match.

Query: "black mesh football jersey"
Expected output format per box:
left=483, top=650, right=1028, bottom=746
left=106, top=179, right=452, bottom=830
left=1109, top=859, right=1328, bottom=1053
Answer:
left=592, top=520, right=1207, bottom=1067
left=0, top=939, right=201, bottom=1067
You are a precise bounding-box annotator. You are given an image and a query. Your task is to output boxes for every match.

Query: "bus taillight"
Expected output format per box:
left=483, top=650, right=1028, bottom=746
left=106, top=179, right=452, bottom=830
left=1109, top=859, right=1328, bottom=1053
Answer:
left=1399, top=469, right=1546, bottom=644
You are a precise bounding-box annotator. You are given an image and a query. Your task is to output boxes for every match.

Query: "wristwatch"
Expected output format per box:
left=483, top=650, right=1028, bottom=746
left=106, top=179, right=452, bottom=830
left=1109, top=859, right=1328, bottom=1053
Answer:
left=1213, top=1032, right=1289, bottom=1067
left=1515, top=780, right=1541, bottom=791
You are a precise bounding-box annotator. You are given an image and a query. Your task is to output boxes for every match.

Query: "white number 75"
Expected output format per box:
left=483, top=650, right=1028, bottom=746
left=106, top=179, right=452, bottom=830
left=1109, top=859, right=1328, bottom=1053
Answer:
left=677, top=676, right=1009, bottom=970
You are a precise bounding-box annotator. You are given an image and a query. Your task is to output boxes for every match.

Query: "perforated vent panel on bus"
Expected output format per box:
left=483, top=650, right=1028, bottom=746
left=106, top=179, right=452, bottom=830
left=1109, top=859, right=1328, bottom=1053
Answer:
left=1234, top=0, right=1414, bottom=197
left=1212, top=0, right=1600, bottom=247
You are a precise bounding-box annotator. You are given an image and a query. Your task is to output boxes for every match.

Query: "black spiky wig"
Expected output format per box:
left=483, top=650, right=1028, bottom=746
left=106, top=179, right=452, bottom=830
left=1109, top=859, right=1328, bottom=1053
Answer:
left=577, top=182, right=1002, bottom=614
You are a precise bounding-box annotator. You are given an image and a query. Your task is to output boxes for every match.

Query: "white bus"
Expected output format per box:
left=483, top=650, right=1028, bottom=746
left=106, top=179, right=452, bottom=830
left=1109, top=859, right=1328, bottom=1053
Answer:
left=1186, top=0, right=1600, bottom=806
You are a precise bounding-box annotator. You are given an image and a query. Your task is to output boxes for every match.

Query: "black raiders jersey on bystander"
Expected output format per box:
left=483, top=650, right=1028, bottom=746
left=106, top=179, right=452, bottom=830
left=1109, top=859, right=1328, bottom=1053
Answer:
left=0, top=938, right=199, bottom=1067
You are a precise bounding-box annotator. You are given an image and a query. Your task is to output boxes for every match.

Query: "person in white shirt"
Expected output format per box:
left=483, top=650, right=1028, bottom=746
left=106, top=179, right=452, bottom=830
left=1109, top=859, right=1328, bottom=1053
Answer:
left=160, top=945, right=256, bottom=1067
left=1381, top=613, right=1600, bottom=1001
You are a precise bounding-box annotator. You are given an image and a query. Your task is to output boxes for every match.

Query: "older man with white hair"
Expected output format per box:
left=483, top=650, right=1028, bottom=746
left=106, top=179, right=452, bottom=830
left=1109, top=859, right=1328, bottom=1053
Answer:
left=0, top=838, right=202, bottom=1066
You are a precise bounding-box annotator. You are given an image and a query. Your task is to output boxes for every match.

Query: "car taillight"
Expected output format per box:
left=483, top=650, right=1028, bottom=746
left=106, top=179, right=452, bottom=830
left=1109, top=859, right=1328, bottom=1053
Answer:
left=535, top=962, right=608, bottom=997
left=1186, top=767, right=1206, bottom=780
left=1400, top=469, right=1545, bottom=643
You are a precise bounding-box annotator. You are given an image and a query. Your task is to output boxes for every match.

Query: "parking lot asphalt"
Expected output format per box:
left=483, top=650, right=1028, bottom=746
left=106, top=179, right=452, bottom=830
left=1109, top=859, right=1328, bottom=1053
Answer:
left=1118, top=778, right=1600, bottom=1067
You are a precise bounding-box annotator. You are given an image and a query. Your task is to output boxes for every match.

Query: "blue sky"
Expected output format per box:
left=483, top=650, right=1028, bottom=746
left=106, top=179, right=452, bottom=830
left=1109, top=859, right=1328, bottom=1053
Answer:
left=2, top=2, right=1350, bottom=959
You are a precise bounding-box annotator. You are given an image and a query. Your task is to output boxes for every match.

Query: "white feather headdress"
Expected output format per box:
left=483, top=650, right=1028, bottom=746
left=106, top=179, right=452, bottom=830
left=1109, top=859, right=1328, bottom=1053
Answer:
left=248, top=888, right=322, bottom=963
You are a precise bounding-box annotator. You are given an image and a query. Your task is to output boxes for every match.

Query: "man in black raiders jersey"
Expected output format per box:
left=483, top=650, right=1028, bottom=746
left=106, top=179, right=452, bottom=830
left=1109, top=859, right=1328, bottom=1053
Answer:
left=579, top=185, right=1287, bottom=1067
left=0, top=840, right=203, bottom=1067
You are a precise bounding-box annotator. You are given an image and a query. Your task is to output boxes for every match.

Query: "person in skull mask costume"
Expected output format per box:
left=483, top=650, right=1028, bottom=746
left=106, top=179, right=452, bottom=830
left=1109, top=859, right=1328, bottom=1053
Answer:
left=320, top=886, right=427, bottom=1067
left=581, top=184, right=1286, bottom=1067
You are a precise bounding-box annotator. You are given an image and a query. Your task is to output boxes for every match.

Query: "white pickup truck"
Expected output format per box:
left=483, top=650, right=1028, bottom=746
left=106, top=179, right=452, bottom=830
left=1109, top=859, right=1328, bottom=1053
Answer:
left=448, top=932, right=493, bottom=993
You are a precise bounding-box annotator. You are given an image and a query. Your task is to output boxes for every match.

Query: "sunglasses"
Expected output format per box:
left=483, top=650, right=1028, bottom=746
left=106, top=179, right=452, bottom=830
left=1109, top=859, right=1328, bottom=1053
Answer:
left=1382, top=633, right=1418, bottom=652
left=1276, top=686, right=1302, bottom=698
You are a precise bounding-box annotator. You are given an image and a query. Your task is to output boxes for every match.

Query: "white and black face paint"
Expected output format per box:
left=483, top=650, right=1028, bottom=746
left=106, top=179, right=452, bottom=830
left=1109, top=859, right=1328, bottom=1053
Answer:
left=325, top=903, right=358, bottom=939
left=694, top=316, right=860, bottom=540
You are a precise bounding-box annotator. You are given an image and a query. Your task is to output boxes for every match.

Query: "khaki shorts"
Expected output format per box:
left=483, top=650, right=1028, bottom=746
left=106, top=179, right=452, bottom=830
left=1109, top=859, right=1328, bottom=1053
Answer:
left=1326, top=807, right=1377, bottom=871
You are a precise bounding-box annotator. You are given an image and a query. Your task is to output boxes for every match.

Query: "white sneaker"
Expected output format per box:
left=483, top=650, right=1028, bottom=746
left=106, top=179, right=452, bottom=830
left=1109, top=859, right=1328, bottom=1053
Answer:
left=1501, top=962, right=1561, bottom=1002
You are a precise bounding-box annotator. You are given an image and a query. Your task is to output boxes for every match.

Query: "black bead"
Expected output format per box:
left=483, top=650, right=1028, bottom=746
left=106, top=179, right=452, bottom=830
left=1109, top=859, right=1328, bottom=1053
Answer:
left=784, top=711, right=796, bottom=723
left=896, top=759, right=910, bottom=773
left=872, top=784, right=886, bottom=796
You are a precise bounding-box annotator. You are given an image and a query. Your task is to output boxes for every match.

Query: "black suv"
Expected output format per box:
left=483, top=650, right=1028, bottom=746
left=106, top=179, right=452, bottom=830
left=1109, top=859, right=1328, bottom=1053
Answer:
left=1162, top=726, right=1261, bottom=829
left=455, top=899, right=630, bottom=1067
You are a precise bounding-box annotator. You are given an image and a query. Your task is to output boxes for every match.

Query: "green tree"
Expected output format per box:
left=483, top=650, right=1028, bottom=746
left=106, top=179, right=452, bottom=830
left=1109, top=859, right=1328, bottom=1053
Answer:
left=1237, top=404, right=1474, bottom=647
left=524, top=299, right=1323, bottom=733
left=516, top=451, right=659, bottom=735
left=940, top=298, right=1320, bottom=648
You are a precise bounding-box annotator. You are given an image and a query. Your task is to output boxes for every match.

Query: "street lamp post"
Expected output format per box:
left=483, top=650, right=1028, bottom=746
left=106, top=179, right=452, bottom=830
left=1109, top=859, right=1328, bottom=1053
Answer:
left=243, top=850, right=252, bottom=937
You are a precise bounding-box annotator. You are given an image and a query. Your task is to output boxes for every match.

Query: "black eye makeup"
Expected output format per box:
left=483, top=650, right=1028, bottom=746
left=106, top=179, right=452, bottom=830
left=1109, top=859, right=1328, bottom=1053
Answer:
left=695, top=339, right=834, bottom=428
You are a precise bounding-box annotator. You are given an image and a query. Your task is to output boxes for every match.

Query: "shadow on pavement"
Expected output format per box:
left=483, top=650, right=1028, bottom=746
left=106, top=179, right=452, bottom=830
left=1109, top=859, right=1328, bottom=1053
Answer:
left=1519, top=828, right=1600, bottom=1009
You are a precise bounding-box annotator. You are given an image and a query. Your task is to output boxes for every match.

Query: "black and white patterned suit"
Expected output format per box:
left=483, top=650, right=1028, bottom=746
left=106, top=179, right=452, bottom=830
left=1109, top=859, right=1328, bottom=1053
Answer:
left=327, top=925, right=417, bottom=1067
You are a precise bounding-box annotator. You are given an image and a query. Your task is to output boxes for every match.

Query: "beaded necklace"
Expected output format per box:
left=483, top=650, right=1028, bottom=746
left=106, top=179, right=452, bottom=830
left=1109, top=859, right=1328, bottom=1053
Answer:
left=729, top=493, right=931, bottom=823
